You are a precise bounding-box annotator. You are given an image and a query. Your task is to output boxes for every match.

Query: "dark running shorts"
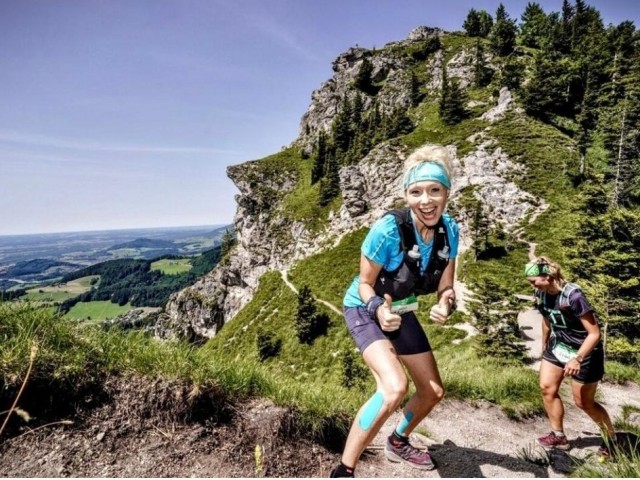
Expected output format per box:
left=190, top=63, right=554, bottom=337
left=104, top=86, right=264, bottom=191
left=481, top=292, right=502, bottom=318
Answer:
left=542, top=341, right=605, bottom=384
left=343, top=306, right=432, bottom=356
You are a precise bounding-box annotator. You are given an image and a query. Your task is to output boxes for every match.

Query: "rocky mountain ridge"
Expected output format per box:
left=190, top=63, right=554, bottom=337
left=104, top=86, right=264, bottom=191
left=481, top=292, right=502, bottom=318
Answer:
left=157, top=26, right=546, bottom=342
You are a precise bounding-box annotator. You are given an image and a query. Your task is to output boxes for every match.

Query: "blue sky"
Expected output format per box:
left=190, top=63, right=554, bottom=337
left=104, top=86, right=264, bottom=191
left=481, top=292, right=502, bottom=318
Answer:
left=1, top=0, right=638, bottom=235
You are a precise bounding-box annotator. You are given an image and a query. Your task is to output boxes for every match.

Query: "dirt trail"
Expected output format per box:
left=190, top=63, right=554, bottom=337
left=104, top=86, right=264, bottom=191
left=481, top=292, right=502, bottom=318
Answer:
left=280, top=269, right=343, bottom=316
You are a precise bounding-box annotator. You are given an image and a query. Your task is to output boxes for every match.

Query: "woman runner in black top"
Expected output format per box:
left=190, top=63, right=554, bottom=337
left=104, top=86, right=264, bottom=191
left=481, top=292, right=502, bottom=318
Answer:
left=525, top=256, right=616, bottom=456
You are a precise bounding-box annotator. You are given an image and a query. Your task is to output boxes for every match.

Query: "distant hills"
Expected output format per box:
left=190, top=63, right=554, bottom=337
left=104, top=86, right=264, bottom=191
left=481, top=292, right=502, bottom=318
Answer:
left=107, top=238, right=178, bottom=251
left=4, top=258, right=80, bottom=279
left=105, top=237, right=182, bottom=259
left=0, top=224, right=231, bottom=291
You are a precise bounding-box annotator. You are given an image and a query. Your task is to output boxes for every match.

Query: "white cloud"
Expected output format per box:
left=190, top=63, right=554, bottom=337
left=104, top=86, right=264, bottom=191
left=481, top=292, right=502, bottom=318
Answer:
left=0, top=129, right=246, bottom=155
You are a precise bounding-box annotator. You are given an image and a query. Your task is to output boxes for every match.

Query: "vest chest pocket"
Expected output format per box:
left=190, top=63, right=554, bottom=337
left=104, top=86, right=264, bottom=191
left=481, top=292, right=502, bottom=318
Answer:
left=548, top=309, right=568, bottom=329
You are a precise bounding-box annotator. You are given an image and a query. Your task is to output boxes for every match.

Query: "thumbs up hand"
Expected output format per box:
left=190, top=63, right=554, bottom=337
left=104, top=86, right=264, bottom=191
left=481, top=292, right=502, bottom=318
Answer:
left=377, top=294, right=402, bottom=332
left=430, top=288, right=455, bottom=324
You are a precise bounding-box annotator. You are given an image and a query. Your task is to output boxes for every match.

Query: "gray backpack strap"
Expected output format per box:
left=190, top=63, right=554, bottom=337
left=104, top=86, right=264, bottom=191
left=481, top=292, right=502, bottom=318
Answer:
left=558, top=283, right=580, bottom=309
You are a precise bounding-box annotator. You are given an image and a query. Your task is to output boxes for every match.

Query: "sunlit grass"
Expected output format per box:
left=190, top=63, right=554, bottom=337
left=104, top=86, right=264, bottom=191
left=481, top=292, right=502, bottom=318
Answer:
left=23, top=275, right=99, bottom=303
left=64, top=300, right=133, bottom=321
left=150, top=258, right=192, bottom=275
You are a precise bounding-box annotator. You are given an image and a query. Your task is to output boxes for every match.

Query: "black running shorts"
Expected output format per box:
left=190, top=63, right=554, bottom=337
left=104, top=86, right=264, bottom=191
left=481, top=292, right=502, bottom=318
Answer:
left=542, top=342, right=605, bottom=384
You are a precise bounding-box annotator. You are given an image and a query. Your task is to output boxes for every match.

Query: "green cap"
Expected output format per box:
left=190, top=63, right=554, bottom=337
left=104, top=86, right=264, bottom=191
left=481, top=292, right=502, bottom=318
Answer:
left=524, top=261, right=550, bottom=277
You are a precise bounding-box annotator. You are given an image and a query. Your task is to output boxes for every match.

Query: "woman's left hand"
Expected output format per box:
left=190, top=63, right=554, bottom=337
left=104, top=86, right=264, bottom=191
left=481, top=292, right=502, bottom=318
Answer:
left=564, top=358, right=581, bottom=377
left=430, top=288, right=455, bottom=324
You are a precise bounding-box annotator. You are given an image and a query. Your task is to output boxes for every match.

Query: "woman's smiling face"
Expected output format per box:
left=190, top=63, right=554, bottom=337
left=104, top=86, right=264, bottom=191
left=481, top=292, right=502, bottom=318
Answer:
left=405, top=180, right=448, bottom=228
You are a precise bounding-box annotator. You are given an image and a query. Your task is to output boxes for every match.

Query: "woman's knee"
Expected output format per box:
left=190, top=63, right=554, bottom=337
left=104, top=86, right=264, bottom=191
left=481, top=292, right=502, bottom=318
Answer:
left=573, top=393, right=594, bottom=411
left=429, top=383, right=445, bottom=404
left=382, top=379, right=409, bottom=407
left=540, top=382, right=559, bottom=398
left=427, top=385, right=445, bottom=404
left=415, top=382, right=445, bottom=406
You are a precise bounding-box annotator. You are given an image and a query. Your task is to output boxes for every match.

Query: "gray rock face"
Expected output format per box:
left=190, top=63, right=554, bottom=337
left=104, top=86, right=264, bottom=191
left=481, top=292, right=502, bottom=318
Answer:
left=297, top=28, right=445, bottom=157
left=480, top=87, right=515, bottom=122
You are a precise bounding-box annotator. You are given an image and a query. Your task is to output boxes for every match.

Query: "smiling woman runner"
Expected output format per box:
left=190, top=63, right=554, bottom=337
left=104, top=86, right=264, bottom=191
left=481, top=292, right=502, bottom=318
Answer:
left=330, top=144, right=459, bottom=478
left=525, top=256, right=617, bottom=458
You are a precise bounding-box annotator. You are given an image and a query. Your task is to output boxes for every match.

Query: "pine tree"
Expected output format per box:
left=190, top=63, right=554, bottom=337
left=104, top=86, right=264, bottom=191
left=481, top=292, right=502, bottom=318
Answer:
left=354, top=57, right=378, bottom=95
left=256, top=331, right=282, bottom=361
left=311, top=130, right=328, bottom=185
left=559, top=0, right=574, bottom=55
left=473, top=40, right=492, bottom=88
left=351, top=92, right=364, bottom=130
left=478, top=10, right=494, bottom=38
left=471, top=202, right=492, bottom=261
left=409, top=70, right=422, bottom=107
left=332, top=95, right=354, bottom=159
left=439, top=67, right=468, bottom=125
left=318, top=152, right=341, bottom=206
left=499, top=56, right=523, bottom=91
left=570, top=0, right=589, bottom=52
left=520, top=2, right=548, bottom=49
left=296, top=285, right=317, bottom=344
left=463, top=8, right=481, bottom=37
left=367, top=101, right=383, bottom=145
left=522, top=51, right=569, bottom=118
left=490, top=3, right=517, bottom=57
left=603, top=21, right=636, bottom=105
left=295, top=285, right=330, bottom=345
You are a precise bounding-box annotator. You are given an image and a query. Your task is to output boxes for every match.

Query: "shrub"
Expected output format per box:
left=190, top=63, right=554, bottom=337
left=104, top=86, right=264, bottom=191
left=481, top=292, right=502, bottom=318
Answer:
left=256, top=331, right=282, bottom=361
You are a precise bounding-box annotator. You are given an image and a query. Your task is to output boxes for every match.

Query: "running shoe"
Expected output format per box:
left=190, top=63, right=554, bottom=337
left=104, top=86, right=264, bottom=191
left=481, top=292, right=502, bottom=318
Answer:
left=597, top=435, right=618, bottom=458
left=384, top=435, right=436, bottom=470
left=537, top=431, right=570, bottom=450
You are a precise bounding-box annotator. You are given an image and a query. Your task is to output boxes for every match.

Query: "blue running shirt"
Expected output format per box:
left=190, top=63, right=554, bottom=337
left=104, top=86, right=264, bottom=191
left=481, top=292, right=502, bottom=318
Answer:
left=343, top=212, right=459, bottom=307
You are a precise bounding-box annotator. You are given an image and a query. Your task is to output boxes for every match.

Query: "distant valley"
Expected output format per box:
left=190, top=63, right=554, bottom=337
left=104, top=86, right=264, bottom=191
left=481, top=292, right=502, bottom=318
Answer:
left=0, top=224, right=230, bottom=291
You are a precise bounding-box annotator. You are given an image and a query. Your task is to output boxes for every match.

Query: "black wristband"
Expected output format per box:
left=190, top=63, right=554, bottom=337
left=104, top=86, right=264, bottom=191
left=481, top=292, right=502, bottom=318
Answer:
left=366, top=295, right=385, bottom=321
left=449, top=299, right=457, bottom=314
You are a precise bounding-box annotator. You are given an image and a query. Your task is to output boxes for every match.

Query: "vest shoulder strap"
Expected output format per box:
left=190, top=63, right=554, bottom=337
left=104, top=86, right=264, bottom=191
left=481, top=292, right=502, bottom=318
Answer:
left=383, top=208, right=449, bottom=270
left=559, top=283, right=581, bottom=309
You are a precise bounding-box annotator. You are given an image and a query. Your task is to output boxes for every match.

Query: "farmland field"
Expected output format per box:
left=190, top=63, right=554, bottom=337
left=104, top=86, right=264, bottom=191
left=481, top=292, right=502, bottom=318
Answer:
left=23, top=275, right=99, bottom=303
left=150, top=258, right=192, bottom=275
left=64, top=300, right=132, bottom=321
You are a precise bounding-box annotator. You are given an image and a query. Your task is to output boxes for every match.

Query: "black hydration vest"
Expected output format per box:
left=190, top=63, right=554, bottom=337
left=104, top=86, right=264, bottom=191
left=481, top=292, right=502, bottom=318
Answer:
left=373, top=208, right=451, bottom=300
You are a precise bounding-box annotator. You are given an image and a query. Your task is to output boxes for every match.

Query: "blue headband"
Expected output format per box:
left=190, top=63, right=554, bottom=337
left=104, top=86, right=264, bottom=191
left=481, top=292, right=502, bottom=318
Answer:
left=403, top=162, right=451, bottom=190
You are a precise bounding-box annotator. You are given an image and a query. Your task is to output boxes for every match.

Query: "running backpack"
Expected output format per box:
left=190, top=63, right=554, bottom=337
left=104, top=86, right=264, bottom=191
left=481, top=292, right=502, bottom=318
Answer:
left=373, top=207, right=451, bottom=299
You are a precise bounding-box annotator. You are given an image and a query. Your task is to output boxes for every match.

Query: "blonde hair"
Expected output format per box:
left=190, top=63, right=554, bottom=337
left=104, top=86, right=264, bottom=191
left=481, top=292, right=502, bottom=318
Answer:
left=535, top=256, right=566, bottom=286
left=403, top=144, right=453, bottom=180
